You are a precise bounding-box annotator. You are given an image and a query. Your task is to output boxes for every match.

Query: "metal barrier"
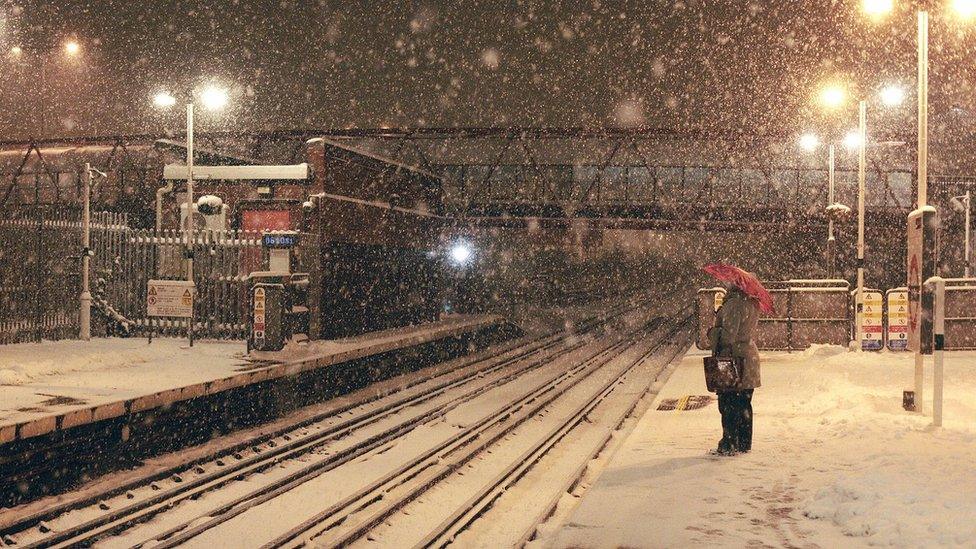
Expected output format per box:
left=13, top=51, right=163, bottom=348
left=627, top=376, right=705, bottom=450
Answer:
left=940, top=279, right=976, bottom=350
left=91, top=227, right=267, bottom=339
left=697, top=279, right=851, bottom=351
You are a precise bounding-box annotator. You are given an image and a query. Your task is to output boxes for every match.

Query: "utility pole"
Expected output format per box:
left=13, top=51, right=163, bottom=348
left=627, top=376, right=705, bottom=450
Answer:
left=855, top=100, right=867, bottom=350
left=185, top=103, right=195, bottom=346
left=79, top=163, right=92, bottom=340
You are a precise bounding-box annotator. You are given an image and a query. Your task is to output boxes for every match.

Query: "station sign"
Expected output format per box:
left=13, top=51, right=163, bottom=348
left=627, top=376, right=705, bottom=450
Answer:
left=860, top=290, right=884, bottom=351
left=887, top=290, right=909, bottom=351
left=262, top=233, right=299, bottom=249
left=147, top=279, right=195, bottom=318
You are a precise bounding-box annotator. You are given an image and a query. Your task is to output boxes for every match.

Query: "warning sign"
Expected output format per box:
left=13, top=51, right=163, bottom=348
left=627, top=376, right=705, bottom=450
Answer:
left=887, top=290, right=909, bottom=351
left=860, top=290, right=884, bottom=351
left=253, top=287, right=267, bottom=340
left=147, top=280, right=195, bottom=318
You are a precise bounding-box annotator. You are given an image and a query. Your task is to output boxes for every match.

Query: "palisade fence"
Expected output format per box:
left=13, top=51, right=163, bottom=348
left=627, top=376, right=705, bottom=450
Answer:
left=91, top=225, right=266, bottom=340
left=0, top=207, right=282, bottom=344
left=0, top=206, right=84, bottom=344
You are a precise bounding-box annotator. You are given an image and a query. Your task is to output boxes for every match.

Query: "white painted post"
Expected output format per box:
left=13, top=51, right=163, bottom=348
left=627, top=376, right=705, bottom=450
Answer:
left=930, top=277, right=945, bottom=427
left=918, top=10, right=928, bottom=209
left=185, top=103, right=195, bottom=347
left=915, top=12, right=928, bottom=405
left=966, top=191, right=971, bottom=278
left=827, top=143, right=836, bottom=278
left=79, top=163, right=92, bottom=341
left=855, top=100, right=867, bottom=351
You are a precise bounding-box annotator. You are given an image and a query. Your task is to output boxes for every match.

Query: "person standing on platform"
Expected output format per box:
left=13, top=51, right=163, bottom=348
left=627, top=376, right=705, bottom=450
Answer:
left=704, top=264, right=773, bottom=456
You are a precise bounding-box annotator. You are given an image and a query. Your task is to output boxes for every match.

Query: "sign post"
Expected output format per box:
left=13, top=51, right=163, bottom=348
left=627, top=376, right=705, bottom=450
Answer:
left=860, top=290, right=884, bottom=351
left=147, top=279, right=196, bottom=343
left=907, top=207, right=938, bottom=412
left=886, top=289, right=909, bottom=351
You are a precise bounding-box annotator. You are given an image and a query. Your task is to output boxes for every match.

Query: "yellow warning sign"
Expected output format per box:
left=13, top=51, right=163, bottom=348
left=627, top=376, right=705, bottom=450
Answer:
left=146, top=279, right=195, bottom=318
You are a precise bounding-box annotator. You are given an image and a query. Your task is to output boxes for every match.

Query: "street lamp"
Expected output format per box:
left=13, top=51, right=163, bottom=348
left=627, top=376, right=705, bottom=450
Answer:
left=860, top=0, right=976, bottom=416
left=863, top=0, right=895, bottom=15
left=63, top=40, right=80, bottom=57
left=152, top=85, right=230, bottom=344
left=153, top=91, right=176, bottom=109
left=951, top=0, right=976, bottom=19
left=812, top=82, right=905, bottom=349
left=950, top=192, right=972, bottom=277
left=819, top=85, right=846, bottom=109
left=880, top=84, right=906, bottom=107
left=4, top=39, right=85, bottom=136
left=799, top=132, right=820, bottom=152
left=799, top=133, right=846, bottom=278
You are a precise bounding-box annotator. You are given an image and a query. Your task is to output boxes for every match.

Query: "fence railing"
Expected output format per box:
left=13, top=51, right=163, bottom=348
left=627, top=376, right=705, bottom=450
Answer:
left=697, top=279, right=852, bottom=351
left=90, top=226, right=266, bottom=340
left=0, top=206, right=89, bottom=344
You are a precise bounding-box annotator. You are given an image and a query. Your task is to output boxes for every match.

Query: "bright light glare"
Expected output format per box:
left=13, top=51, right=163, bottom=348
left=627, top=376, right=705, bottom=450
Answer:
left=952, top=0, right=976, bottom=20
left=9, top=46, right=22, bottom=57
left=799, top=133, right=820, bottom=152
left=862, top=0, right=894, bottom=17
left=199, top=86, right=229, bottom=111
left=449, top=243, right=473, bottom=265
left=880, top=85, right=905, bottom=107
left=844, top=131, right=864, bottom=150
left=820, top=85, right=846, bottom=109
left=153, top=91, right=177, bottom=109
left=63, top=41, right=80, bottom=56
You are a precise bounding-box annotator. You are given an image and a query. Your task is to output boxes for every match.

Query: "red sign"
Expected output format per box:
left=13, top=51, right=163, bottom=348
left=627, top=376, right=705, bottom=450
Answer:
left=242, top=209, right=291, bottom=232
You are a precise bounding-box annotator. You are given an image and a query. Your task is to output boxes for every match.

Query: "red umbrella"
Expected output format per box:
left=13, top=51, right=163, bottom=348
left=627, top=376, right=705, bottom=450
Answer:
left=702, top=263, right=775, bottom=315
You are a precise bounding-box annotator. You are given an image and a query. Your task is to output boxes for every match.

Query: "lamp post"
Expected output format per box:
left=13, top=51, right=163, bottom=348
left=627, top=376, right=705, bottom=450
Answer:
left=799, top=133, right=840, bottom=278
left=6, top=40, right=82, bottom=137
left=856, top=100, right=867, bottom=351
left=151, top=85, right=229, bottom=345
left=813, top=81, right=904, bottom=348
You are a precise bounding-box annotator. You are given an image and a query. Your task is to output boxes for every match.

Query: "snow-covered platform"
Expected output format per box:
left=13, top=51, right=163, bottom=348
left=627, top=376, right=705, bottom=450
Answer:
left=0, top=314, right=503, bottom=447
left=542, top=346, right=976, bottom=548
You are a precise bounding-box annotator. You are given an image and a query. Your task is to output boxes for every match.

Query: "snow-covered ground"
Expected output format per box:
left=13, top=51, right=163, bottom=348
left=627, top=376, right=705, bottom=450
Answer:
left=539, top=345, right=976, bottom=548
left=0, top=338, right=245, bottom=387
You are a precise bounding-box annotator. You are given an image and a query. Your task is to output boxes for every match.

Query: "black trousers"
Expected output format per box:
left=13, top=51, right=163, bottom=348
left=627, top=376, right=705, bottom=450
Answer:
left=718, top=389, right=754, bottom=452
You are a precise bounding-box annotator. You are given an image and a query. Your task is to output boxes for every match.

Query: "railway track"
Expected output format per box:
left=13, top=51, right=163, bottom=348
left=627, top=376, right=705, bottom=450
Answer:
left=268, top=308, right=692, bottom=549
left=0, top=293, right=670, bottom=548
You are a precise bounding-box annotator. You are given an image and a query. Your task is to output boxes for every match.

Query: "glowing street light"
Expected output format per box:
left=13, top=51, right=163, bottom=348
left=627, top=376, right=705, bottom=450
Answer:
left=880, top=84, right=905, bottom=107
left=952, top=0, right=976, bottom=20
left=449, top=242, right=474, bottom=266
left=799, top=133, right=820, bottom=152
left=820, top=85, right=846, bottom=109
left=863, top=0, right=894, bottom=18
left=844, top=130, right=864, bottom=150
left=199, top=86, right=228, bottom=111
left=153, top=91, right=177, bottom=109
left=63, top=40, right=80, bottom=57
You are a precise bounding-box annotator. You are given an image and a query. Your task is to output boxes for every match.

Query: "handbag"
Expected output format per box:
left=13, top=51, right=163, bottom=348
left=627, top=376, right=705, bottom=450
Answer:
left=703, top=355, right=743, bottom=393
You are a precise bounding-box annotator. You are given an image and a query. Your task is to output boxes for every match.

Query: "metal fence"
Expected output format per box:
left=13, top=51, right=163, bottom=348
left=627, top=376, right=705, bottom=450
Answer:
left=0, top=206, right=86, bottom=344
left=697, top=280, right=851, bottom=351
left=0, top=207, right=280, bottom=343
left=90, top=225, right=266, bottom=339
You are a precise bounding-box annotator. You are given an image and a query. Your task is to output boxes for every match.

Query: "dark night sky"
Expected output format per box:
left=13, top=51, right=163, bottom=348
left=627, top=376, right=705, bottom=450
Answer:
left=1, top=0, right=976, bottom=141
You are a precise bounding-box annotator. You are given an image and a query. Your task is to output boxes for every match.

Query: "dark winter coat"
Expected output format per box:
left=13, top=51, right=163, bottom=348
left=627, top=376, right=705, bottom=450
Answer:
left=709, top=287, right=761, bottom=390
